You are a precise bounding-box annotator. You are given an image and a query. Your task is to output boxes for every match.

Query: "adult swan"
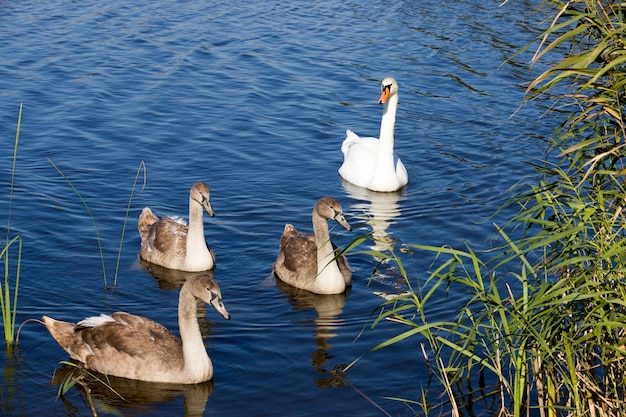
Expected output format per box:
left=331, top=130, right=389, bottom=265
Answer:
left=339, top=77, right=408, bottom=192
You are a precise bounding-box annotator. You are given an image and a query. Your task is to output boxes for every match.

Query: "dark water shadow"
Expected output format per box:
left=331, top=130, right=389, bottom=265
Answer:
left=139, top=259, right=211, bottom=291
left=51, top=360, right=213, bottom=417
left=275, top=278, right=350, bottom=388
left=2, top=346, right=25, bottom=416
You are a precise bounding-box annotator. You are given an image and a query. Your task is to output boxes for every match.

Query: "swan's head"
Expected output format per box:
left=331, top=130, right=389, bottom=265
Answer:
left=190, top=181, right=215, bottom=217
left=316, top=196, right=352, bottom=232
left=378, top=77, right=398, bottom=105
left=188, top=274, right=231, bottom=320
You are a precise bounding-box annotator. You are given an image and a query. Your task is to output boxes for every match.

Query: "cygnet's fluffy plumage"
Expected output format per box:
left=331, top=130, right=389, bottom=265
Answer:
left=273, top=197, right=352, bottom=295
left=42, top=274, right=230, bottom=384
left=138, top=181, right=216, bottom=272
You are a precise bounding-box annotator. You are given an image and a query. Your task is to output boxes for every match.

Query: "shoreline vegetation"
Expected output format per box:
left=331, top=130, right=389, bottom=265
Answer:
left=369, top=1, right=626, bottom=416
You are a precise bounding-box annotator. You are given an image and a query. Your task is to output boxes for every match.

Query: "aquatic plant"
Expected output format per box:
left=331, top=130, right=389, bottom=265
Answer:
left=49, top=160, right=146, bottom=290
left=366, top=1, right=626, bottom=416
left=1, top=104, right=23, bottom=347
left=54, top=360, right=124, bottom=416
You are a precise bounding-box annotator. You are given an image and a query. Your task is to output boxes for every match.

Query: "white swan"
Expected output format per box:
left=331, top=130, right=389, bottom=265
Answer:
left=42, top=274, right=230, bottom=384
left=339, top=77, right=409, bottom=192
left=138, top=181, right=216, bottom=272
left=272, top=197, right=352, bottom=295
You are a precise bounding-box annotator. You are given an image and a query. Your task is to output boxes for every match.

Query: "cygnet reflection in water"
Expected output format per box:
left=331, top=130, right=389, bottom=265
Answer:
left=52, top=360, right=213, bottom=417
left=276, top=278, right=350, bottom=388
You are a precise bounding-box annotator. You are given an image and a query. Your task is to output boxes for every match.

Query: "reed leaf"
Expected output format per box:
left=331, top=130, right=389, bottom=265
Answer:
left=48, top=158, right=108, bottom=288
left=1, top=104, right=23, bottom=346
left=112, top=161, right=146, bottom=289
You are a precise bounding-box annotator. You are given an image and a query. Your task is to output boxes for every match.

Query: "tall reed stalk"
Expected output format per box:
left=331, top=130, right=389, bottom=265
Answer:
left=1, top=104, right=23, bottom=346
left=49, top=160, right=145, bottom=290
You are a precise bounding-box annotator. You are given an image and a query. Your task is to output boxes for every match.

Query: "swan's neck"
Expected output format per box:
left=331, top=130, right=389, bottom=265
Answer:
left=312, top=213, right=345, bottom=294
left=185, top=198, right=212, bottom=268
left=179, top=288, right=212, bottom=382
left=377, top=94, right=398, bottom=158
left=367, top=93, right=401, bottom=191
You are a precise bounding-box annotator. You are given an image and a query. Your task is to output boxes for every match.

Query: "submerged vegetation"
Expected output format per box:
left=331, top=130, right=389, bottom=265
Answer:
left=372, top=1, right=626, bottom=416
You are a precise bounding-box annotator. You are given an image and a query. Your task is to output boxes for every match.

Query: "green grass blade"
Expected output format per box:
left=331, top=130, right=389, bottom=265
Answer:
left=113, top=161, right=146, bottom=289
left=48, top=158, right=108, bottom=288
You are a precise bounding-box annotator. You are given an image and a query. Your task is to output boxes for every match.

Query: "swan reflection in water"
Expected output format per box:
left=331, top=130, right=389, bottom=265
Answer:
left=276, top=278, right=350, bottom=388
left=340, top=178, right=404, bottom=253
left=52, top=360, right=213, bottom=417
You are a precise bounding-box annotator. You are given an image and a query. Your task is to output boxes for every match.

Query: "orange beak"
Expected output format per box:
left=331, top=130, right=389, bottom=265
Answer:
left=378, top=86, right=390, bottom=104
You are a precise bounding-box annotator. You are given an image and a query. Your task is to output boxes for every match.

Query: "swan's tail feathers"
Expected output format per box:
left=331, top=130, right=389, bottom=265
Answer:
left=279, top=224, right=299, bottom=248
left=42, top=315, right=77, bottom=347
left=341, top=129, right=360, bottom=155
left=43, top=315, right=92, bottom=364
left=138, top=207, right=159, bottom=234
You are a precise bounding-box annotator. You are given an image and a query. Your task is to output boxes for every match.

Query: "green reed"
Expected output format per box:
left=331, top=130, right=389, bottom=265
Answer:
left=369, top=180, right=626, bottom=416
left=49, top=159, right=146, bottom=290
left=55, top=360, right=124, bottom=415
left=1, top=104, right=23, bottom=346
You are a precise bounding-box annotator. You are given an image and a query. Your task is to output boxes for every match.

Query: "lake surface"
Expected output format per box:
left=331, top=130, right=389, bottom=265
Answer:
left=0, top=0, right=554, bottom=416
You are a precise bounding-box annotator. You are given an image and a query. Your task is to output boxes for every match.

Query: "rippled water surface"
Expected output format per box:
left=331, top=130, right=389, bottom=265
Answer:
left=1, top=1, right=552, bottom=416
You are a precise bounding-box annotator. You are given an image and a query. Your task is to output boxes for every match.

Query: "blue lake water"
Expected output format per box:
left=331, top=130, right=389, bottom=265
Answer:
left=0, top=0, right=554, bottom=416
